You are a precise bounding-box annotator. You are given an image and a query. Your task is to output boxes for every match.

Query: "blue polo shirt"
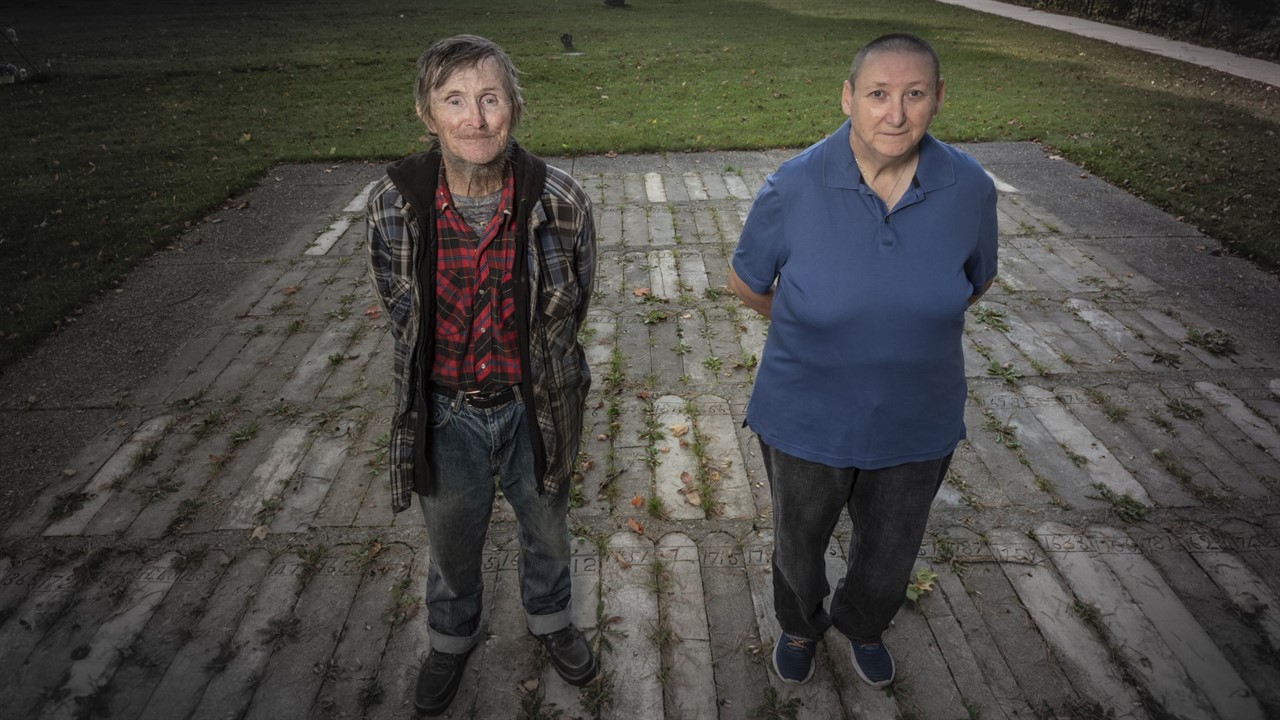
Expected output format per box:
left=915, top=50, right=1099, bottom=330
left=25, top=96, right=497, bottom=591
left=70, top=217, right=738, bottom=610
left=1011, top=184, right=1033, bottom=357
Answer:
left=733, top=121, right=997, bottom=469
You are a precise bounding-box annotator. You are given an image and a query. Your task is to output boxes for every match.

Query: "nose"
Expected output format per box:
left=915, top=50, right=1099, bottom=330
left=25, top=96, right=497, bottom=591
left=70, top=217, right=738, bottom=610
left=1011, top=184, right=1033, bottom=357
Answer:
left=886, top=99, right=906, bottom=126
left=464, top=100, right=488, bottom=127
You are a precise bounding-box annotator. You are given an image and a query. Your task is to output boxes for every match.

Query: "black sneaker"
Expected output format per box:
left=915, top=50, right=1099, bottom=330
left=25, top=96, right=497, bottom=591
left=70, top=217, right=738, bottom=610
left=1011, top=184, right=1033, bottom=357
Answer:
left=414, top=647, right=474, bottom=716
left=532, top=625, right=599, bottom=686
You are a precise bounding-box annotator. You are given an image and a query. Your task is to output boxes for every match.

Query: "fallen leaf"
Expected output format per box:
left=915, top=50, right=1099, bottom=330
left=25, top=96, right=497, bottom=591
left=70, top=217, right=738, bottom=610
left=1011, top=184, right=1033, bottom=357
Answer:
left=635, top=390, right=650, bottom=400
left=633, top=287, right=652, bottom=297
left=580, top=458, right=595, bottom=472
left=659, top=446, right=670, bottom=454
left=669, top=423, right=689, bottom=437
left=364, top=305, right=382, bottom=319
left=709, top=469, right=721, bottom=482
left=62, top=468, right=77, bottom=477
left=626, top=517, right=645, bottom=535
left=519, top=678, right=540, bottom=694
left=281, top=285, right=299, bottom=296
left=251, top=525, right=269, bottom=541
left=680, top=471, right=693, bottom=486
left=684, top=491, right=702, bottom=506
left=596, top=433, right=608, bottom=441
left=631, top=495, right=645, bottom=508
left=605, top=151, right=619, bottom=158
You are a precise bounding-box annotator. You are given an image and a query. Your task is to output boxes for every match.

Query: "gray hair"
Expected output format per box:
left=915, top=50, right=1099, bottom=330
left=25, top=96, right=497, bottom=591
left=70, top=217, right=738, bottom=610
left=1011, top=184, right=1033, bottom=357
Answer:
left=848, top=33, right=940, bottom=89
left=414, top=35, right=525, bottom=137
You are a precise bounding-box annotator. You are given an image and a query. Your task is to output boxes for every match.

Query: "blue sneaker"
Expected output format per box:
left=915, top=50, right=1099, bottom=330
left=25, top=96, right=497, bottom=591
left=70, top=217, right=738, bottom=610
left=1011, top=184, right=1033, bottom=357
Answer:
left=772, top=632, right=816, bottom=683
left=851, top=637, right=895, bottom=687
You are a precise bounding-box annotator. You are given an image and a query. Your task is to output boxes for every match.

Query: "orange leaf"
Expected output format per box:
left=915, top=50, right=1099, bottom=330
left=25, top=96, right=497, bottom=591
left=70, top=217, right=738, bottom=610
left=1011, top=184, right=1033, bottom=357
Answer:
left=680, top=471, right=693, bottom=486
left=281, top=285, right=300, bottom=296
left=631, top=495, right=644, bottom=508
left=633, top=287, right=652, bottom=297
left=626, top=517, right=645, bottom=535
left=669, top=423, right=689, bottom=437
left=364, top=305, right=382, bottom=319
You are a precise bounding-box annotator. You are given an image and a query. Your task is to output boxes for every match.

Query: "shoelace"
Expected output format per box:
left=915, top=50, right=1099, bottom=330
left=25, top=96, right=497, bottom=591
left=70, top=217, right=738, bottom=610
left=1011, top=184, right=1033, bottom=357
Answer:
left=785, top=637, right=812, bottom=651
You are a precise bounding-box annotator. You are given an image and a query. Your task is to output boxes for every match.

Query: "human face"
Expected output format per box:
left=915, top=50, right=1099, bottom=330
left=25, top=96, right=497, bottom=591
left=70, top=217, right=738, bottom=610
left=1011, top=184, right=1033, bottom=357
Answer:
left=421, top=57, right=513, bottom=170
left=841, top=50, right=944, bottom=165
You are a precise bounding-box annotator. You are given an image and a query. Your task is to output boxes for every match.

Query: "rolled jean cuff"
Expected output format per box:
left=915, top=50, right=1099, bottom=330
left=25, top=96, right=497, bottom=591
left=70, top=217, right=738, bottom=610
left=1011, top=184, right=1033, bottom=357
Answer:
left=526, top=607, right=572, bottom=636
left=429, top=626, right=482, bottom=655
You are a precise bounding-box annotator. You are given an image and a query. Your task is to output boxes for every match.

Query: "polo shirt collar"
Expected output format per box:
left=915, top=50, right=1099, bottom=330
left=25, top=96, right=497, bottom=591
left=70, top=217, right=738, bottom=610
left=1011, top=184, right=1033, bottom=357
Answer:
left=822, top=119, right=956, bottom=194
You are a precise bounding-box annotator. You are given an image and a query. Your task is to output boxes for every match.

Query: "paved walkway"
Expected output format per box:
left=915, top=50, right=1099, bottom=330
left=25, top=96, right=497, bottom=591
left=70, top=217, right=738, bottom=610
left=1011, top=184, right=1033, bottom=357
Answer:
left=1, top=144, right=1279, bottom=720
left=937, top=0, right=1280, bottom=86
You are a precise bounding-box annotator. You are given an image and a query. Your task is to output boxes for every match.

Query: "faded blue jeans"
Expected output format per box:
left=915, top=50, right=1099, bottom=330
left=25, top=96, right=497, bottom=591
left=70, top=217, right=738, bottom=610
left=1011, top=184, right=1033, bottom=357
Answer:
left=761, top=439, right=951, bottom=643
left=418, top=389, right=572, bottom=654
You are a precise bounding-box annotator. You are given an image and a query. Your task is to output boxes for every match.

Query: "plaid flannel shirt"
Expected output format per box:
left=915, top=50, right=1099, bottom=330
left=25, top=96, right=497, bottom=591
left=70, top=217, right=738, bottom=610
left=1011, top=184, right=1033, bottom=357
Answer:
left=366, top=147, right=596, bottom=513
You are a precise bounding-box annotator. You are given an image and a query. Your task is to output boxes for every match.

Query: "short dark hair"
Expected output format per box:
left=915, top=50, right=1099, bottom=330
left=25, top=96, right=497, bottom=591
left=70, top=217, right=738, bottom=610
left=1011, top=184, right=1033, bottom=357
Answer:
left=414, top=35, right=525, bottom=136
left=848, top=33, right=940, bottom=88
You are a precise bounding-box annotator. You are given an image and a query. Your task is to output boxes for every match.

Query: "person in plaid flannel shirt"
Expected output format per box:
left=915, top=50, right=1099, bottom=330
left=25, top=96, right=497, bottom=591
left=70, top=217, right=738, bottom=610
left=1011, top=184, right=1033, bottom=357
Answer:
left=366, top=35, right=597, bottom=716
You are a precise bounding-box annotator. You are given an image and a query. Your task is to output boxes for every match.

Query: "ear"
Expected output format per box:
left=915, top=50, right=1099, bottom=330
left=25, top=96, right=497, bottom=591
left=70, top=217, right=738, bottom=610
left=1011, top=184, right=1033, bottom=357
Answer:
left=841, top=80, right=854, bottom=116
left=935, top=78, right=946, bottom=111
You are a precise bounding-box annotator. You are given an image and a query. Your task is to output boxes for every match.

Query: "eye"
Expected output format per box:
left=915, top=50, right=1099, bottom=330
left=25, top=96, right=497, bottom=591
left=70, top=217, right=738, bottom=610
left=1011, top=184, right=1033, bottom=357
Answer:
left=444, top=96, right=465, bottom=108
left=481, top=94, right=503, bottom=108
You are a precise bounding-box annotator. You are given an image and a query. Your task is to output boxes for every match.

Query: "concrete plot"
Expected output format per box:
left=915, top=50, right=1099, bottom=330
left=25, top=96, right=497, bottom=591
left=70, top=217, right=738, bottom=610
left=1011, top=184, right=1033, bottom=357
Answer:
left=1052, top=385, right=1199, bottom=507
left=1128, top=382, right=1262, bottom=496
left=704, top=306, right=744, bottom=389
left=677, top=311, right=713, bottom=386
left=622, top=173, right=647, bottom=202
left=991, top=252, right=1043, bottom=293
left=595, top=252, right=627, bottom=301
left=970, top=384, right=1106, bottom=510
left=690, top=394, right=754, bottom=519
left=623, top=204, right=649, bottom=248
left=1024, top=313, right=1117, bottom=373
left=1169, top=384, right=1280, bottom=483
left=601, top=531, right=663, bottom=719
left=540, top=537, right=601, bottom=714
left=1071, top=243, right=1163, bottom=294
left=699, top=173, right=730, bottom=201
left=3, top=553, right=143, bottom=716
left=1104, top=307, right=1204, bottom=370
left=891, top=581, right=972, bottom=720
left=91, top=549, right=230, bottom=718
left=351, top=467, right=397, bottom=527
left=724, top=174, right=752, bottom=200
left=649, top=204, right=676, bottom=245
left=270, top=423, right=354, bottom=533
left=466, top=538, right=536, bottom=719
left=940, top=439, right=1010, bottom=508
left=1087, top=524, right=1265, bottom=720
left=740, top=169, right=768, bottom=196
left=310, top=416, right=386, bottom=529
left=246, top=266, right=310, bottom=317
left=242, top=546, right=366, bottom=720
left=578, top=174, right=605, bottom=204
left=123, top=430, right=227, bottom=540
left=318, top=320, right=386, bottom=399
left=1132, top=307, right=1237, bottom=371
left=966, top=312, right=1030, bottom=372
left=276, top=319, right=357, bottom=404
left=583, top=313, right=618, bottom=376
left=0, top=556, right=84, bottom=695
left=931, top=563, right=1035, bottom=720
left=1065, top=298, right=1164, bottom=372
left=601, top=174, right=626, bottom=205
left=39, top=552, right=182, bottom=720
left=674, top=248, right=710, bottom=298
left=82, top=424, right=191, bottom=536
left=361, top=552, right=430, bottom=720
left=162, top=328, right=252, bottom=405
left=682, top=172, right=710, bottom=201
left=691, top=206, right=719, bottom=243
left=961, top=335, right=990, bottom=378
left=221, top=426, right=312, bottom=530
left=652, top=395, right=706, bottom=521
left=660, top=173, right=690, bottom=203
left=966, top=555, right=1084, bottom=709
left=244, top=329, right=327, bottom=405
left=1042, top=242, right=1123, bottom=286
left=700, top=531, right=772, bottom=718
left=991, top=303, right=1074, bottom=375
left=716, top=202, right=746, bottom=240
left=989, top=528, right=1148, bottom=720
left=206, top=326, right=292, bottom=396
left=1014, top=239, right=1097, bottom=295
left=647, top=249, right=682, bottom=301
left=963, top=400, right=1050, bottom=506
left=305, top=214, right=354, bottom=256
left=1037, top=521, right=1220, bottom=720
left=185, top=556, right=303, bottom=720
left=597, top=206, right=624, bottom=248
left=1144, top=539, right=1280, bottom=715
left=1220, top=377, right=1280, bottom=430
left=1022, top=384, right=1152, bottom=505
left=44, top=415, right=174, bottom=537
left=1160, top=305, right=1271, bottom=371
left=670, top=205, right=698, bottom=245
left=739, top=531, right=848, bottom=720
left=608, top=395, right=654, bottom=520
left=655, top=533, right=717, bottom=720
left=1196, top=381, right=1280, bottom=461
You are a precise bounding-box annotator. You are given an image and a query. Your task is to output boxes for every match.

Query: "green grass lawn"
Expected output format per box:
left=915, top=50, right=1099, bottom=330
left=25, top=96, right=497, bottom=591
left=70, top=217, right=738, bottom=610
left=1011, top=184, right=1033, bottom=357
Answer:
left=2, top=0, right=1277, bottom=363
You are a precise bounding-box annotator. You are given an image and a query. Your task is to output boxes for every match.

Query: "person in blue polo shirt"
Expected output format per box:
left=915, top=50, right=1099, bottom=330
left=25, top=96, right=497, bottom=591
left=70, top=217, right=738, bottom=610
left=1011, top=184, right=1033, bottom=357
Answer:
left=728, top=33, right=997, bottom=688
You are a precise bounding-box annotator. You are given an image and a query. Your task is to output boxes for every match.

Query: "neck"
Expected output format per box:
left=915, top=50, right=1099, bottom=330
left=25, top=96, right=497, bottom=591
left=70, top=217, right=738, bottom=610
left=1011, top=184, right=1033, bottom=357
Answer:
left=440, top=151, right=507, bottom=198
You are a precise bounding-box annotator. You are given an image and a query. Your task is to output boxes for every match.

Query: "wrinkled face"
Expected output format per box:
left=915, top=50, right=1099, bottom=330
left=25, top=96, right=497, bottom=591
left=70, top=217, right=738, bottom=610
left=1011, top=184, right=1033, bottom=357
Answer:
left=420, top=57, right=513, bottom=169
left=841, top=50, right=944, bottom=163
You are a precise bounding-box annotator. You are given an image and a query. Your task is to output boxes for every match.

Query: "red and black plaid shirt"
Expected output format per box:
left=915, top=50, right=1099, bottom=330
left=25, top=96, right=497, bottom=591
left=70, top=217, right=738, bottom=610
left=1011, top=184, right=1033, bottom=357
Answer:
left=430, top=167, right=522, bottom=391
